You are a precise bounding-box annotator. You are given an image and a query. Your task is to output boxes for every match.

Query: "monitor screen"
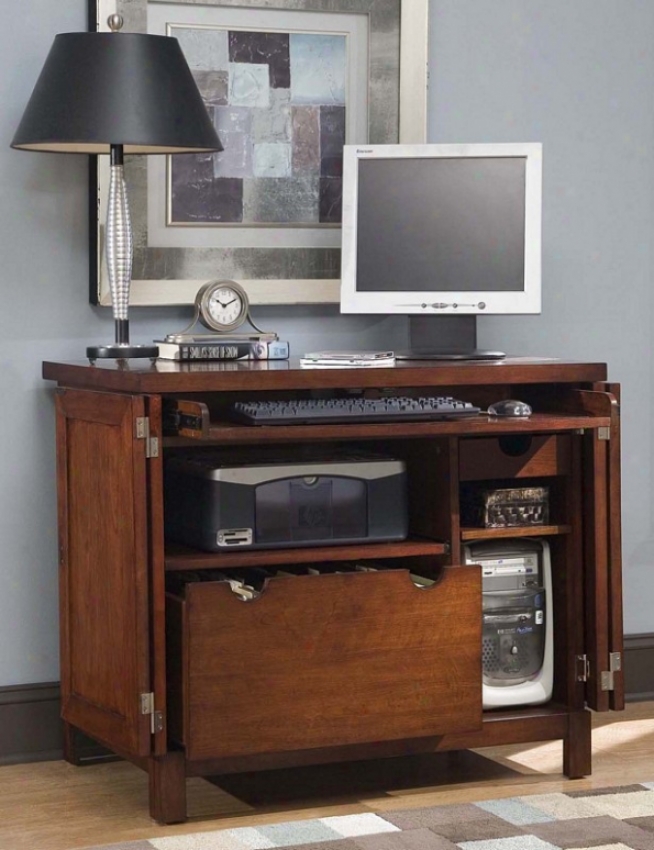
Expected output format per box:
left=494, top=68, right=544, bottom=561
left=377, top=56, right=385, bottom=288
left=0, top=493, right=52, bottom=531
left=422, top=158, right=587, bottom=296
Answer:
left=340, top=143, right=542, bottom=316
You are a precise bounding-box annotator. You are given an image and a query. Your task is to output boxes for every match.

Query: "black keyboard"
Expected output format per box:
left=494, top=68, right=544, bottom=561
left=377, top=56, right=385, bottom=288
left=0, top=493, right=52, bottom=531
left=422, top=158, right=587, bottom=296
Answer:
left=229, top=396, right=481, bottom=425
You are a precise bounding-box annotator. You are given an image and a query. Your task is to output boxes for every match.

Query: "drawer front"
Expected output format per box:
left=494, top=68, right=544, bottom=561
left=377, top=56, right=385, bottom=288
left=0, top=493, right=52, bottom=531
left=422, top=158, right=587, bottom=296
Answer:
left=459, top=434, right=571, bottom=481
left=169, top=566, right=482, bottom=761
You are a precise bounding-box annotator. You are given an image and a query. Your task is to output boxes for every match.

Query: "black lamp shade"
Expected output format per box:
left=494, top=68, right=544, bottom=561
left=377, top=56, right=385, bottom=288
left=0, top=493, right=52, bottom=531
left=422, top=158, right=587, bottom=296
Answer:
left=11, top=32, right=223, bottom=154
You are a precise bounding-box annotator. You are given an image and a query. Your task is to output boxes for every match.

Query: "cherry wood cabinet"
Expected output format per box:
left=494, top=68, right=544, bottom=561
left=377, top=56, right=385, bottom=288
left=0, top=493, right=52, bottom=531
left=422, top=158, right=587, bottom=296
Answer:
left=43, top=357, right=623, bottom=824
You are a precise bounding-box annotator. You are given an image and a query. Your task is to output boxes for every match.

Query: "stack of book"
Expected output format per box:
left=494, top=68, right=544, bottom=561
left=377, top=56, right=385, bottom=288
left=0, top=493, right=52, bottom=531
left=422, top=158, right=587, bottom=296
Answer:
left=155, top=333, right=289, bottom=361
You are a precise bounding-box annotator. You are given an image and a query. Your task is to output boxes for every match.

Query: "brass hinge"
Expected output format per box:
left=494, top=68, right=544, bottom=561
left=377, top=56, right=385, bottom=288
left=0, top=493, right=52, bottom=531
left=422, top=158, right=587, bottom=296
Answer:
left=135, top=417, right=159, bottom=458
left=598, top=426, right=611, bottom=441
left=600, top=651, right=622, bottom=691
left=576, top=654, right=589, bottom=682
left=140, top=692, right=164, bottom=734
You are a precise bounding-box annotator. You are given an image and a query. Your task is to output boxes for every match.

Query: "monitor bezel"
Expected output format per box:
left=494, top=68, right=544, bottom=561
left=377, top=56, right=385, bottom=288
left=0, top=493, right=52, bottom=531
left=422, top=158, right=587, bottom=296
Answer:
left=340, top=142, right=542, bottom=315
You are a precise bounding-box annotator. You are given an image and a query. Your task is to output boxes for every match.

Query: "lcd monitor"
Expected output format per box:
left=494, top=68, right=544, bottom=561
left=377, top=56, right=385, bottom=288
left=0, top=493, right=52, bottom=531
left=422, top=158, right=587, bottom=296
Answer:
left=340, top=142, right=542, bottom=359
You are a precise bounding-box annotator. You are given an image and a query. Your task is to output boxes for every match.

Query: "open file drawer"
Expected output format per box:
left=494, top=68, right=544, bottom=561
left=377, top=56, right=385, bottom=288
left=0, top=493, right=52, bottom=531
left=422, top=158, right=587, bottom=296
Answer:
left=166, top=565, right=482, bottom=762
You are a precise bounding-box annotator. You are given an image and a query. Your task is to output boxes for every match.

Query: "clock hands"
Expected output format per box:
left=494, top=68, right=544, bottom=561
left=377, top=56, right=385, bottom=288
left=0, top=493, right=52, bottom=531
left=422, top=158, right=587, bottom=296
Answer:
left=212, top=296, right=239, bottom=309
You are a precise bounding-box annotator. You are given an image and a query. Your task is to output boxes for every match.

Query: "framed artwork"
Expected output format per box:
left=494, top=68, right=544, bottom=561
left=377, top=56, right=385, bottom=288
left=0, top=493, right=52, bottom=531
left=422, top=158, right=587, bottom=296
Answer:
left=89, top=0, right=429, bottom=306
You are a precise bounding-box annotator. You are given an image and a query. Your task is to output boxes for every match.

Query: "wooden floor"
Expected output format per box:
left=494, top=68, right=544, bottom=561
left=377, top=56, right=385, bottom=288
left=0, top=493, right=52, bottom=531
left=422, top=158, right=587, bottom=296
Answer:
left=3, top=702, right=654, bottom=850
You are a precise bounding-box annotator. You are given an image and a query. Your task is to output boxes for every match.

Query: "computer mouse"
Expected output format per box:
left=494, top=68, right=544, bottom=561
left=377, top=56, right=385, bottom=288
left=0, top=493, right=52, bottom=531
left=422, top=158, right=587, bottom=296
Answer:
left=488, top=399, right=532, bottom=417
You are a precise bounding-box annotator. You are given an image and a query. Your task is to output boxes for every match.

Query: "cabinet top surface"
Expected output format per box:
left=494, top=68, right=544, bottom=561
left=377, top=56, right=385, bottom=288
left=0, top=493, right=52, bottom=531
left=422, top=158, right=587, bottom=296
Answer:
left=42, top=357, right=608, bottom=393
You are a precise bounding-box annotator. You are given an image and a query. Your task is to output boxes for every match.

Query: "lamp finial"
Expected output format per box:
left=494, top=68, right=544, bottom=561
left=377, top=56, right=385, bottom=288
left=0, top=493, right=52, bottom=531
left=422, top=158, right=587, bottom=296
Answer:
left=107, top=14, right=124, bottom=32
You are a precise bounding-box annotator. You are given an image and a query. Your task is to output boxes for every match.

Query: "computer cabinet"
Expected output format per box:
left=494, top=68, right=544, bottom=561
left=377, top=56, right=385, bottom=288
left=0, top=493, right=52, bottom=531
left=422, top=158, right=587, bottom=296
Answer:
left=42, top=357, right=623, bottom=824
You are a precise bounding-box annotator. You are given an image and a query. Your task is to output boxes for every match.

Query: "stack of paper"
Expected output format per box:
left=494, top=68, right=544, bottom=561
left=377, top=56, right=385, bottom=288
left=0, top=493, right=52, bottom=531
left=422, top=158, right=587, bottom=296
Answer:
left=300, top=350, right=395, bottom=368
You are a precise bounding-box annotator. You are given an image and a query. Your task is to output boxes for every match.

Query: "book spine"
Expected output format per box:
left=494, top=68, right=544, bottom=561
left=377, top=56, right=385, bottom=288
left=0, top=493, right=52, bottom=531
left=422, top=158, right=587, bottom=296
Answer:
left=158, top=340, right=289, bottom=361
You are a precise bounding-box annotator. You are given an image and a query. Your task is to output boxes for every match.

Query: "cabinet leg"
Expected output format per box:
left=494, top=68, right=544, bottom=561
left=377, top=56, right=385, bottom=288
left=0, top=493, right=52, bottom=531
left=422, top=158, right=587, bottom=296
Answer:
left=148, top=751, right=187, bottom=824
left=62, top=721, right=83, bottom=766
left=563, top=710, right=592, bottom=778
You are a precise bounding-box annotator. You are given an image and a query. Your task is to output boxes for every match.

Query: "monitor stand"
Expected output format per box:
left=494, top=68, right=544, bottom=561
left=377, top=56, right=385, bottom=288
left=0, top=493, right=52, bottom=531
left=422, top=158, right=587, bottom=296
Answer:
left=395, top=316, right=506, bottom=361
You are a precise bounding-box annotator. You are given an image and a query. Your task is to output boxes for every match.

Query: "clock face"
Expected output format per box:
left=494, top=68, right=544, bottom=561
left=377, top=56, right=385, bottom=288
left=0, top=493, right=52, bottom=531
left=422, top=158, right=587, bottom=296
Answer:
left=197, top=280, right=249, bottom=333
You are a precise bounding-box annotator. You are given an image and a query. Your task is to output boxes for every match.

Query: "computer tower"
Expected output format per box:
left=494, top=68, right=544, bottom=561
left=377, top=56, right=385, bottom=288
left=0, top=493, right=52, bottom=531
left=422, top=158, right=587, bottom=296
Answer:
left=464, top=539, right=553, bottom=709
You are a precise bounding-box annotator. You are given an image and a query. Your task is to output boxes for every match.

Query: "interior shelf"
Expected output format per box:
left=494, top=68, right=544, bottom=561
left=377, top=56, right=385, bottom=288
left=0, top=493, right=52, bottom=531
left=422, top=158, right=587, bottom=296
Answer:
left=164, top=536, right=447, bottom=571
left=460, top=524, right=571, bottom=541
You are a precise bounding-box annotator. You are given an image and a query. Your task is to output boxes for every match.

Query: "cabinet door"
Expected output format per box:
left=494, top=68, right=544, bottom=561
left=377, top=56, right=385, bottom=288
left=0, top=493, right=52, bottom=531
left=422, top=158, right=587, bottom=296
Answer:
left=579, top=388, right=624, bottom=712
left=56, top=388, right=152, bottom=756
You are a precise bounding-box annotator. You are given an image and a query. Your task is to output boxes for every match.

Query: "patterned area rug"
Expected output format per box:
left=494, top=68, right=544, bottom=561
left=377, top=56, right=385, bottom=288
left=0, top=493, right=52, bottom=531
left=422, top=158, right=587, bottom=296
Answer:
left=87, top=782, right=654, bottom=850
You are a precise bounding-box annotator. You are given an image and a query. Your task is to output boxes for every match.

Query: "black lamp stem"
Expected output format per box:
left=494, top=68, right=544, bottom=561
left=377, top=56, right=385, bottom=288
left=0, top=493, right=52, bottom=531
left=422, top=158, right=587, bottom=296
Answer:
left=115, top=318, right=129, bottom=345
left=110, top=143, right=124, bottom=168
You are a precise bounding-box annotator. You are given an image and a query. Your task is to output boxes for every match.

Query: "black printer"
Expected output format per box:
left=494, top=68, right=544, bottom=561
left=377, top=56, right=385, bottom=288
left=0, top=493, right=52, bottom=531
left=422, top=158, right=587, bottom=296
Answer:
left=164, top=452, right=408, bottom=551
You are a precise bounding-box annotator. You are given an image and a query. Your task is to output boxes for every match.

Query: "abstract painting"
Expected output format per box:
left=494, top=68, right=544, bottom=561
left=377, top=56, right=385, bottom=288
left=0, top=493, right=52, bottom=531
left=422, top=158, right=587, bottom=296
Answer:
left=90, top=0, right=428, bottom=307
left=170, top=26, right=347, bottom=226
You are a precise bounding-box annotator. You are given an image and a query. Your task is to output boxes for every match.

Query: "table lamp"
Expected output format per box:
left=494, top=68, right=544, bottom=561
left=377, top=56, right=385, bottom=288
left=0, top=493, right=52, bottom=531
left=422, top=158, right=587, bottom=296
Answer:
left=11, top=14, right=223, bottom=361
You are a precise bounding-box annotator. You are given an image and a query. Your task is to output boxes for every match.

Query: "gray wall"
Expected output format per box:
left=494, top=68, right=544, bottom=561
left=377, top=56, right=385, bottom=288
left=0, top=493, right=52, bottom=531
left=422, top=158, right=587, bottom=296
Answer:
left=427, top=0, right=654, bottom=634
left=0, top=0, right=651, bottom=687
